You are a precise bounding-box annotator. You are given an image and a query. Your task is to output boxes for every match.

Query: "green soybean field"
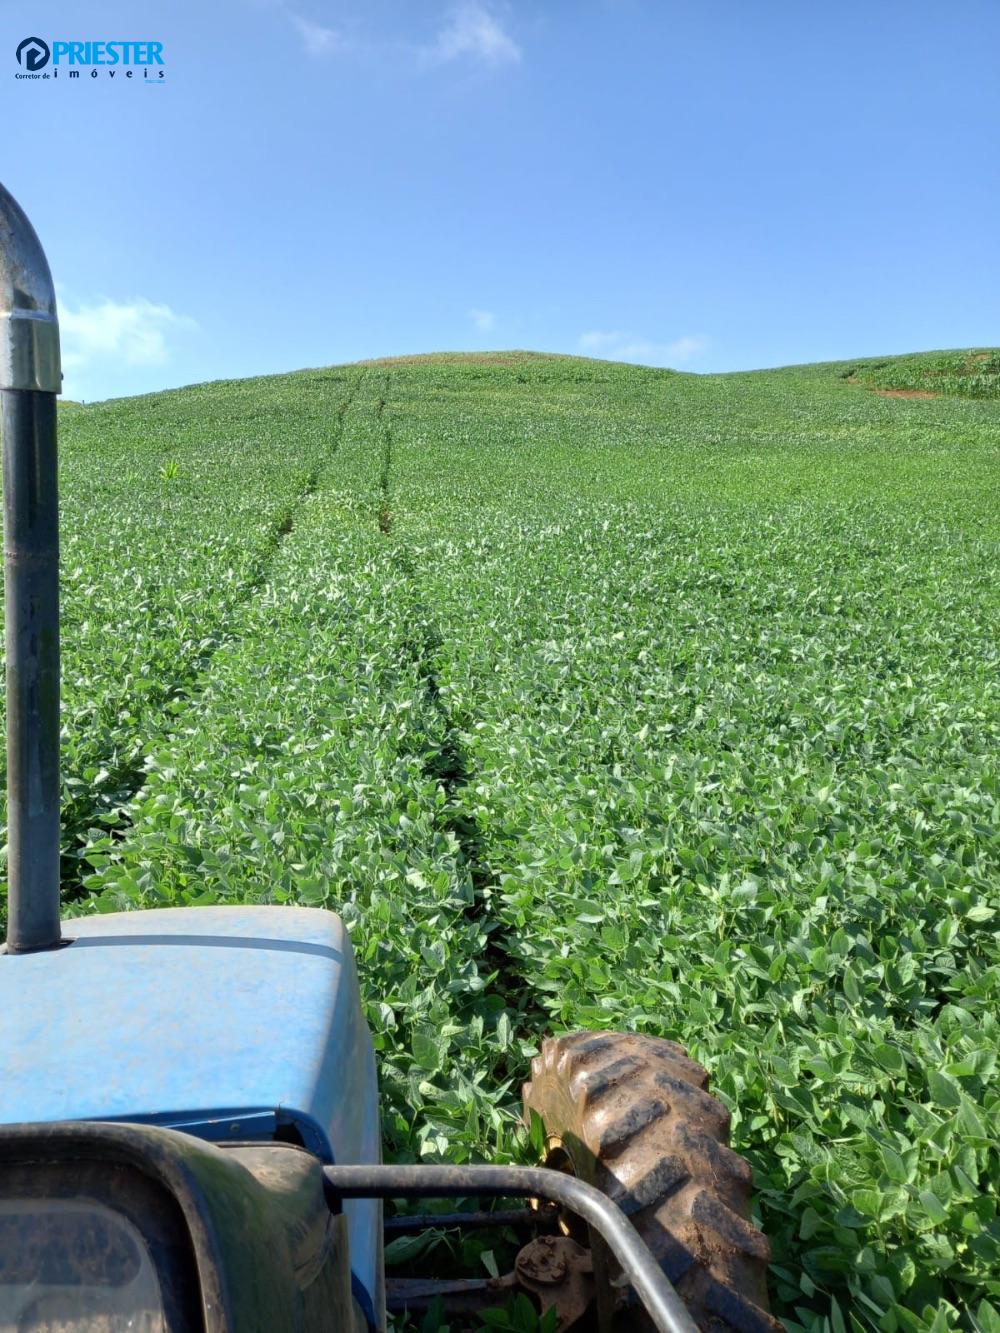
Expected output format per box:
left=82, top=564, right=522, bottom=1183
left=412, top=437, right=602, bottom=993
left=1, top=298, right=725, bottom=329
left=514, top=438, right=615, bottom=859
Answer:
left=5, top=349, right=1000, bottom=1331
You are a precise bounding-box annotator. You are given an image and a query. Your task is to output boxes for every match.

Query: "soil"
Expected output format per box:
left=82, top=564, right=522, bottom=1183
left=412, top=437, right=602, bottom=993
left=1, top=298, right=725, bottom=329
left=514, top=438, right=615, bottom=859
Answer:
left=845, top=376, right=936, bottom=400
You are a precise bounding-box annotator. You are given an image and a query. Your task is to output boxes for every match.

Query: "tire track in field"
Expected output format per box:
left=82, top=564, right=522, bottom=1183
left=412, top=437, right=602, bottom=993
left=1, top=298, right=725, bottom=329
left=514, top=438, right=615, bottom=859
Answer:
left=376, top=387, right=393, bottom=533
left=372, top=387, right=549, bottom=1048
left=395, top=584, right=551, bottom=1054
left=61, top=373, right=366, bottom=900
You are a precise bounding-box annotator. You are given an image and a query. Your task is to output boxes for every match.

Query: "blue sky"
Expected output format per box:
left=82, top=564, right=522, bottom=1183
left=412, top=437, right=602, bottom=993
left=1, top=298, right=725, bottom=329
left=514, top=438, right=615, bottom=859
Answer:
left=3, top=0, right=998, bottom=401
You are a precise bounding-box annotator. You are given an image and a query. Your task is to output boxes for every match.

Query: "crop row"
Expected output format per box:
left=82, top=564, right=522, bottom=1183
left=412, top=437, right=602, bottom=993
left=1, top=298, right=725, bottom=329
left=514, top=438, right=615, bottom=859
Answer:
left=75, top=375, right=525, bottom=1163
left=1, top=371, right=363, bottom=917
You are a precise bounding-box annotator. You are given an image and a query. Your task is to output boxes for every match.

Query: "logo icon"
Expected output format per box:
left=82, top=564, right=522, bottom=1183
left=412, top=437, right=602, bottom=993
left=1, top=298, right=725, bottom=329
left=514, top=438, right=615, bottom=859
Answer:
left=16, top=38, right=50, bottom=71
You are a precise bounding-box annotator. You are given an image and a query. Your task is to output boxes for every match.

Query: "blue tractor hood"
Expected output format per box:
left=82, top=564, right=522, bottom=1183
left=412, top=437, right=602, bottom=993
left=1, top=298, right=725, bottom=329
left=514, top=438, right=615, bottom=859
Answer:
left=0, top=904, right=383, bottom=1324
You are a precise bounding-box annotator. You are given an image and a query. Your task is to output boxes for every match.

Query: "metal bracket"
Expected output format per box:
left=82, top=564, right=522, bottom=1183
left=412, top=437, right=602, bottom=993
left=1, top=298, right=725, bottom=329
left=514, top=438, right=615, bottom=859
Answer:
left=516, top=1235, right=596, bottom=1329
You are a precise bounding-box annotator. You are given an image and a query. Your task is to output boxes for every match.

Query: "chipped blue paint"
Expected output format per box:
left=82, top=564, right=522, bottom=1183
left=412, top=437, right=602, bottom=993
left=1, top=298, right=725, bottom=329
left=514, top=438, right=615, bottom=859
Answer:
left=0, top=904, right=382, bottom=1323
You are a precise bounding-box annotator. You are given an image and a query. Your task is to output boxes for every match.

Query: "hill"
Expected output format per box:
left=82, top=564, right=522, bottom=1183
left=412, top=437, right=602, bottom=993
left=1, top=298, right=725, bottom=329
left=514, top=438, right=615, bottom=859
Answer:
left=6, top=350, right=1000, bottom=1329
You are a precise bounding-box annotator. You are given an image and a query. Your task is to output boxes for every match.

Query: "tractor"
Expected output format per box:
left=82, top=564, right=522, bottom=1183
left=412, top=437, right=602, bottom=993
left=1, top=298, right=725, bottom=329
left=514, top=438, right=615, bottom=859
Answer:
left=0, top=182, right=778, bottom=1333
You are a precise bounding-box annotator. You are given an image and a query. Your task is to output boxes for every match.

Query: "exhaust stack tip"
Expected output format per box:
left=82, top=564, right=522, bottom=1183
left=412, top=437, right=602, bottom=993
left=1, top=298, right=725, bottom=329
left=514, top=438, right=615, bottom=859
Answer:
left=0, top=182, right=61, bottom=394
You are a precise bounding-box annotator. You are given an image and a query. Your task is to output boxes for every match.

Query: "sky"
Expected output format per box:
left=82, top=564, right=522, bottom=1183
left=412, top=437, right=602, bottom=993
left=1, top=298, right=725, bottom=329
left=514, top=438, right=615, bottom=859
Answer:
left=2, top=0, right=998, bottom=401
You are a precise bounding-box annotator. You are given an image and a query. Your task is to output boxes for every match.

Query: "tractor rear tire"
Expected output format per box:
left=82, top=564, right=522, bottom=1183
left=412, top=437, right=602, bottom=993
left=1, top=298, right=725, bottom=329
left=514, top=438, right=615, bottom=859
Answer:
left=522, top=1031, right=780, bottom=1332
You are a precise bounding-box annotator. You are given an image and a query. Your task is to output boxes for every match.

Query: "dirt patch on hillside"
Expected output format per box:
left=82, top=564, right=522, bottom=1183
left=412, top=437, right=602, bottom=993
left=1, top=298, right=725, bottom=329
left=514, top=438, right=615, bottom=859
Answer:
left=845, top=377, right=937, bottom=400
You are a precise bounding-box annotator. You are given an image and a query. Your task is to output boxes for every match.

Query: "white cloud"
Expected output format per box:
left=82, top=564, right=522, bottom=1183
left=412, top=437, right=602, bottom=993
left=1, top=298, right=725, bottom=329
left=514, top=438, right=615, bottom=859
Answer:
left=288, top=12, right=342, bottom=56
left=59, top=296, right=196, bottom=393
left=663, top=334, right=710, bottom=363
left=469, top=308, right=496, bottom=332
left=270, top=1, right=517, bottom=69
left=429, top=1, right=521, bottom=65
left=578, top=330, right=709, bottom=366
